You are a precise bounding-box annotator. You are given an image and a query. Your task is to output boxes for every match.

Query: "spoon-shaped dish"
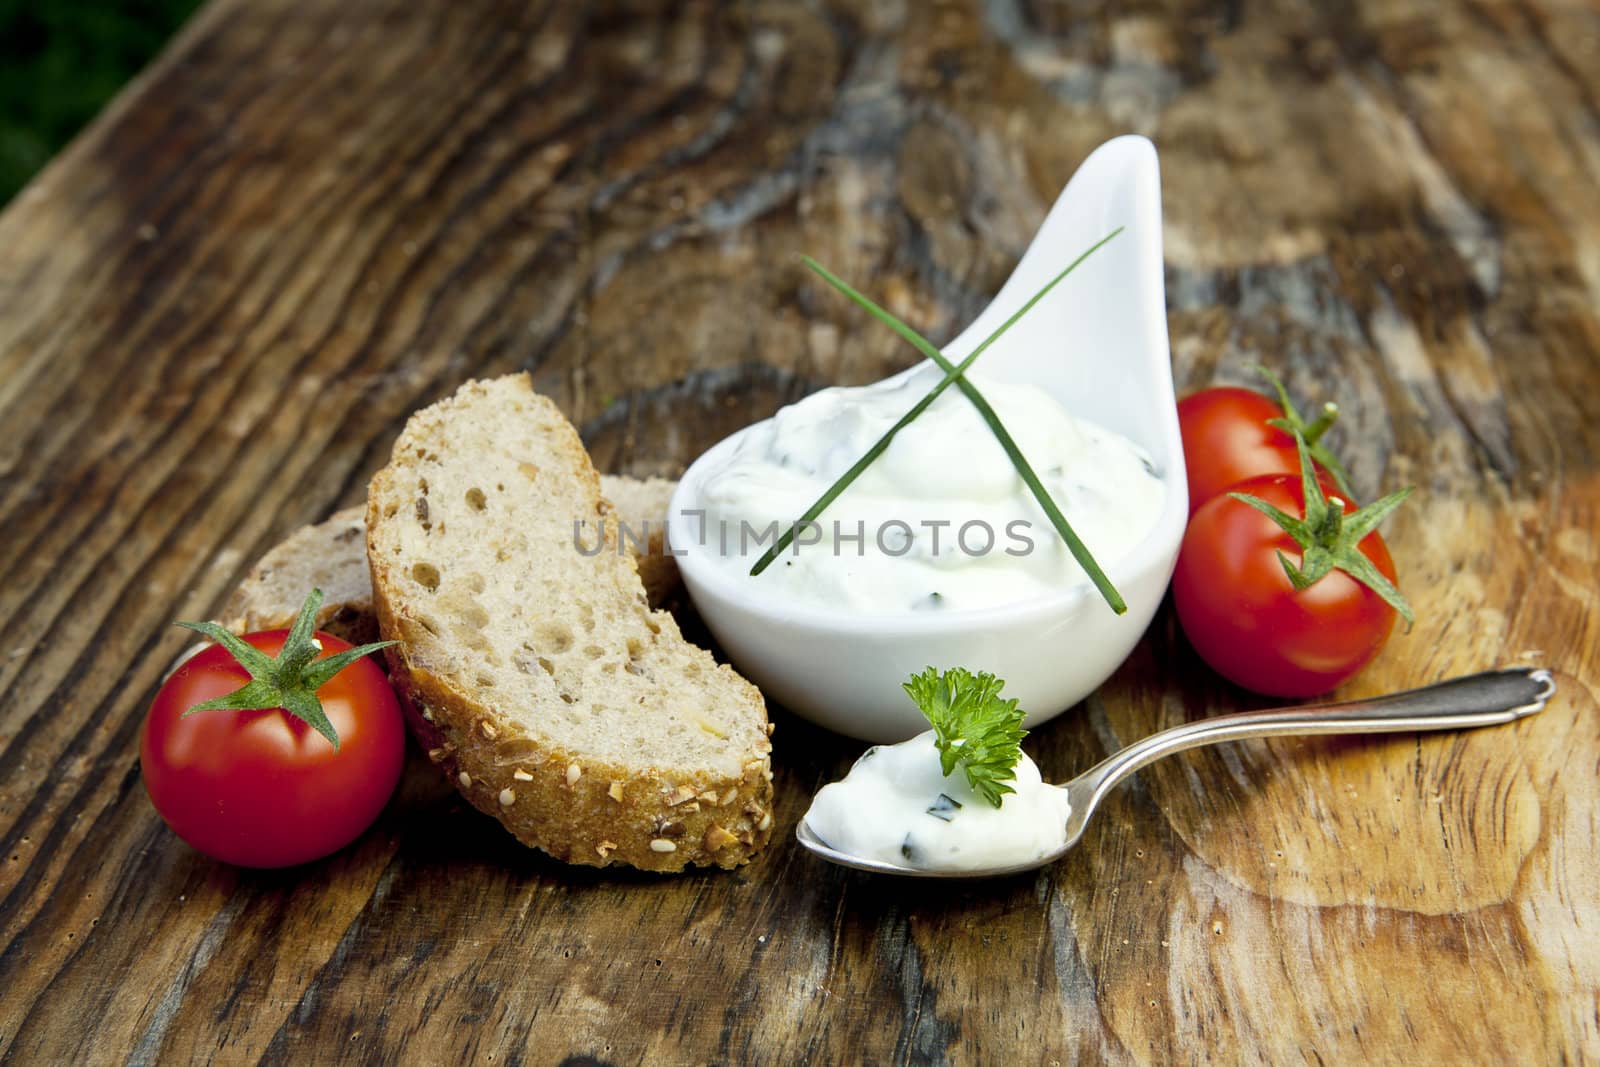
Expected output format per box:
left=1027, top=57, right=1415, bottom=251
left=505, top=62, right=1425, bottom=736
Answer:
left=668, top=136, right=1186, bottom=742
left=795, top=667, right=1556, bottom=878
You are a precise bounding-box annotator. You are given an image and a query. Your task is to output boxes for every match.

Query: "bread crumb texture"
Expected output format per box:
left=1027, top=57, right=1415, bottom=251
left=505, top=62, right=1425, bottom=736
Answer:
left=367, top=375, right=773, bottom=871
left=220, top=507, right=377, bottom=644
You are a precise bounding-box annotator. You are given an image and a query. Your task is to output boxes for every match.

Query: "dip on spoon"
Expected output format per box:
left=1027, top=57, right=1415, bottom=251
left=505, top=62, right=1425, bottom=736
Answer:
left=805, top=731, right=1072, bottom=871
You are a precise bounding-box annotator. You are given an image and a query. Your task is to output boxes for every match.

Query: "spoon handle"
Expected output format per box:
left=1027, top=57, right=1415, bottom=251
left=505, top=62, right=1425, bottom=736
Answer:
left=1070, top=667, right=1555, bottom=807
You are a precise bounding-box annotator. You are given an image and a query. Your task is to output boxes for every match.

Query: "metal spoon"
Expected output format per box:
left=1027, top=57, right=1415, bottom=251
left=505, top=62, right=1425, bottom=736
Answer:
left=795, top=667, right=1557, bottom=878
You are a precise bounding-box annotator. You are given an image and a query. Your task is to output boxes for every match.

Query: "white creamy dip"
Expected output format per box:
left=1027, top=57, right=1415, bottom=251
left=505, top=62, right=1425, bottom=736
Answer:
left=696, top=365, right=1165, bottom=613
left=804, top=732, right=1071, bottom=871
left=800, top=735, right=1075, bottom=876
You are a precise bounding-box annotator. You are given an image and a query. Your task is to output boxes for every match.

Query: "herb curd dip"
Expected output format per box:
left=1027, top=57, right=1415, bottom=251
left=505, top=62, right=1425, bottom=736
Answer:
left=694, top=365, right=1165, bottom=613
left=803, top=732, right=1071, bottom=871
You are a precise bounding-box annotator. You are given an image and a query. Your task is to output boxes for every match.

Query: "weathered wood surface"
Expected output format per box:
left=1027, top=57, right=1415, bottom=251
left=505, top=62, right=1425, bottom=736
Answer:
left=2, top=0, right=1597, bottom=1062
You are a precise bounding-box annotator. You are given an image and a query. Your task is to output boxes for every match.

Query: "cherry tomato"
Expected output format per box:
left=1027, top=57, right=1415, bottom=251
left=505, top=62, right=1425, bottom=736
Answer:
left=1176, top=387, right=1306, bottom=516
left=141, top=631, right=405, bottom=868
left=1172, top=473, right=1401, bottom=698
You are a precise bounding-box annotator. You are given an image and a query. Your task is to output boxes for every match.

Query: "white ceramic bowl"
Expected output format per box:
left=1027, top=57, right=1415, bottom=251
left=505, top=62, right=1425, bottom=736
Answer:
left=668, top=136, right=1187, bottom=743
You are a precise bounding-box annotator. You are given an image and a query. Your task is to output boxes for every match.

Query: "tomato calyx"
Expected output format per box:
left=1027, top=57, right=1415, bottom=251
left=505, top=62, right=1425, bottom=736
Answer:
left=1256, top=365, right=1357, bottom=499
left=175, top=589, right=396, bottom=750
left=1228, top=433, right=1416, bottom=627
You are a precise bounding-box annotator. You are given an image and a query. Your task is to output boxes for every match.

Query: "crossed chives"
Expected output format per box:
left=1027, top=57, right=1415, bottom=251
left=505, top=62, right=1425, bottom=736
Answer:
left=748, top=228, right=1127, bottom=615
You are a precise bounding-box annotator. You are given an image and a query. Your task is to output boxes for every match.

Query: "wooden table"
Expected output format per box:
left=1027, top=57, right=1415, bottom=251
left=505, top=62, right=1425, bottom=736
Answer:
left=3, top=1, right=1597, bottom=1062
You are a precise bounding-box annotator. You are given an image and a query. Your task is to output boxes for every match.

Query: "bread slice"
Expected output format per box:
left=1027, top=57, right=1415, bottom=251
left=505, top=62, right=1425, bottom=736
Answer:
left=366, top=375, right=773, bottom=871
left=598, top=475, right=680, bottom=605
left=219, top=477, right=681, bottom=641
left=219, top=507, right=379, bottom=644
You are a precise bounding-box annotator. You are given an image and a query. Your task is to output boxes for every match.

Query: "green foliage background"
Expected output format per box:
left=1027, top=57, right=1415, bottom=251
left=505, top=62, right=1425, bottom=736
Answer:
left=0, top=0, right=203, bottom=204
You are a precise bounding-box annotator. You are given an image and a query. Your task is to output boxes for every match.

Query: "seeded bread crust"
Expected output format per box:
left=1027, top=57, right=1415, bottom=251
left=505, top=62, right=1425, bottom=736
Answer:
left=366, top=375, right=773, bottom=872
left=219, top=476, right=682, bottom=641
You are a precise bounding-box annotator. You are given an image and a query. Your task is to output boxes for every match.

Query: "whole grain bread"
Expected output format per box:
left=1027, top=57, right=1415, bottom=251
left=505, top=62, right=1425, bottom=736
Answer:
left=366, top=375, right=773, bottom=871
left=219, top=476, right=682, bottom=640
left=596, top=475, right=680, bottom=605
left=219, top=507, right=379, bottom=644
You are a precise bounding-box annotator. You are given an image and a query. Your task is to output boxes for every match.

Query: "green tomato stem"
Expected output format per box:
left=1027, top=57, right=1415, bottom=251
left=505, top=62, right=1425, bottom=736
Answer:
left=1226, top=433, right=1416, bottom=626
left=174, top=588, right=396, bottom=750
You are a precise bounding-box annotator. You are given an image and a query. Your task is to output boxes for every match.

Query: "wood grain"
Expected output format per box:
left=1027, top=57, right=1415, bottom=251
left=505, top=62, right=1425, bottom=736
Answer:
left=1, top=0, right=1597, bottom=1062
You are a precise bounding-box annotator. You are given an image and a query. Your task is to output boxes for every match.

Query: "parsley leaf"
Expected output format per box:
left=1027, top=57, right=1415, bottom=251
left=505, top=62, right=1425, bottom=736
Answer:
left=903, top=666, right=1028, bottom=808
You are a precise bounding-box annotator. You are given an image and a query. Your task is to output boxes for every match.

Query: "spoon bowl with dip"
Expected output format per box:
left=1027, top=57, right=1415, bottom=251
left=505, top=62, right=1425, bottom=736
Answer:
left=669, top=136, right=1186, bottom=742
left=796, top=667, right=1557, bottom=878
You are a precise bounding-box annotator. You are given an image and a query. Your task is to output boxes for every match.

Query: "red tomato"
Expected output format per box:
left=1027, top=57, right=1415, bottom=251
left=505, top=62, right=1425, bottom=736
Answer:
left=1172, top=473, right=1400, bottom=698
left=1178, top=386, right=1318, bottom=516
left=141, top=631, right=405, bottom=868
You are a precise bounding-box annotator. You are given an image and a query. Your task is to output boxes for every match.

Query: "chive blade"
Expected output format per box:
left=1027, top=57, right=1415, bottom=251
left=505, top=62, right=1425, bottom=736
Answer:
left=746, top=376, right=956, bottom=574
left=751, top=229, right=1120, bottom=576
left=798, top=258, right=1125, bottom=613
left=750, top=229, right=1127, bottom=614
